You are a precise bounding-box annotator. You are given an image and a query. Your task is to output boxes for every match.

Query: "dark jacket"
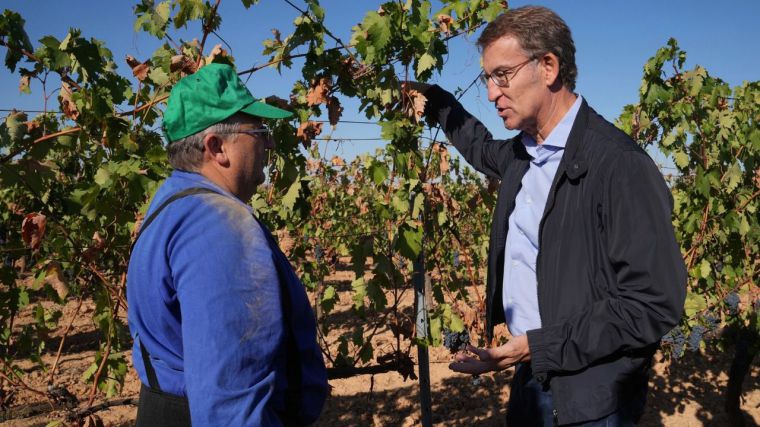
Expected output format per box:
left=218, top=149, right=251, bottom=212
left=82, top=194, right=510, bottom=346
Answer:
left=426, top=86, right=686, bottom=424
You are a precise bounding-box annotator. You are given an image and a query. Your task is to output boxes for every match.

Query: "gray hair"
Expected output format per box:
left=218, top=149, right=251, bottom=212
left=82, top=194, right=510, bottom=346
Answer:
left=166, top=120, right=241, bottom=172
left=477, top=6, right=577, bottom=91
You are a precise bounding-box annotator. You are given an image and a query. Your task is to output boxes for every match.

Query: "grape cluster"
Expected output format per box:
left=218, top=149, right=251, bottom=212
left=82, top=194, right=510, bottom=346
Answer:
left=704, top=314, right=719, bottom=331
left=687, top=325, right=706, bottom=352
left=443, top=328, right=470, bottom=353
left=661, top=327, right=685, bottom=358
left=725, top=292, right=740, bottom=315
left=452, top=250, right=460, bottom=268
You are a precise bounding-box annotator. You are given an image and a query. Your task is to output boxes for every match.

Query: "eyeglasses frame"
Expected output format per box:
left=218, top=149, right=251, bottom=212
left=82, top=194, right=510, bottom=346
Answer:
left=481, top=57, right=537, bottom=88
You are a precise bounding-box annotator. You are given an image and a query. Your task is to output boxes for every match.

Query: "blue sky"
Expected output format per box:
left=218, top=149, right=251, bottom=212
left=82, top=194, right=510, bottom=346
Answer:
left=2, top=0, right=759, bottom=161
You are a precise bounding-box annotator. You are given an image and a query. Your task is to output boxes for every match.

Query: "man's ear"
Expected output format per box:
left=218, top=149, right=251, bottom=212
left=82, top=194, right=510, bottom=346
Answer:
left=539, top=52, right=561, bottom=88
left=203, top=133, right=230, bottom=166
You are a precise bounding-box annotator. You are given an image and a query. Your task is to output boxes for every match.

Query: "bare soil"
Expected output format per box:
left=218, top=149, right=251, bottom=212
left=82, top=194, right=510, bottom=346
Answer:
left=2, top=279, right=758, bottom=427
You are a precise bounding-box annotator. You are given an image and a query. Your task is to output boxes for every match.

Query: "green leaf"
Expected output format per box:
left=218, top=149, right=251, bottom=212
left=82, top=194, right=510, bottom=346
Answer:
left=366, top=278, right=387, bottom=311
left=351, top=277, right=366, bottom=309
left=0, top=10, right=33, bottom=72
left=673, top=150, right=689, bottom=169
left=94, top=167, right=112, bottom=187
left=320, top=285, right=337, bottom=313
left=81, top=362, right=98, bottom=381
left=449, top=312, right=464, bottom=332
left=395, top=223, right=423, bottom=260
left=738, top=214, right=750, bottom=236
left=684, top=293, right=707, bottom=318
left=724, top=162, right=742, bottom=194
left=362, top=12, right=391, bottom=54
left=699, top=259, right=711, bottom=279
left=429, top=315, right=441, bottom=346
left=281, top=179, right=302, bottom=211
left=415, top=53, right=437, bottom=79
left=369, top=161, right=388, bottom=185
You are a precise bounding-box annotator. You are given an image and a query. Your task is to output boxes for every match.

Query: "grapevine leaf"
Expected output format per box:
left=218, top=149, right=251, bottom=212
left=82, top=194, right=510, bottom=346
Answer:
left=395, top=223, right=423, bottom=260
left=673, top=150, right=689, bottom=169
left=415, top=53, right=437, bottom=79
left=724, top=162, right=741, bottom=193
left=351, top=277, right=366, bottom=310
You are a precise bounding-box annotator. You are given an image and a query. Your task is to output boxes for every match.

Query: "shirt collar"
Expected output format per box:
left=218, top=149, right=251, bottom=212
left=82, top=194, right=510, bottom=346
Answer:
left=521, top=95, right=583, bottom=153
left=171, top=169, right=254, bottom=214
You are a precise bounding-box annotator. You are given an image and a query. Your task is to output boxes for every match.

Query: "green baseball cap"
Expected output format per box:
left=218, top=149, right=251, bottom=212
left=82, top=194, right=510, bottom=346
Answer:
left=163, top=63, right=293, bottom=142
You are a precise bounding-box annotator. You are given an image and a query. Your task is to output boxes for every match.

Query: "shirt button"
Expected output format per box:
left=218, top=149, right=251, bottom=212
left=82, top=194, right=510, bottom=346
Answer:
left=526, top=196, right=533, bottom=204
left=512, top=261, right=518, bottom=267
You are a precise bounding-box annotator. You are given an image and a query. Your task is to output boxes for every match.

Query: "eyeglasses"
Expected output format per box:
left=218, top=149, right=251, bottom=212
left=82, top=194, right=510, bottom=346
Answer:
left=480, top=57, right=536, bottom=88
left=220, top=126, right=271, bottom=139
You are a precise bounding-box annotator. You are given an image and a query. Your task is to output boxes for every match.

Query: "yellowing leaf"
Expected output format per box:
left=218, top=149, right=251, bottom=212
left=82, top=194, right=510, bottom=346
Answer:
left=699, top=259, right=711, bottom=279
left=44, top=261, right=69, bottom=300
left=673, top=150, right=689, bottom=169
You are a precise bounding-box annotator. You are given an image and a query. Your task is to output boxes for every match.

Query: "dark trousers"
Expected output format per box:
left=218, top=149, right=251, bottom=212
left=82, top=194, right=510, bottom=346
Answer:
left=136, top=383, right=191, bottom=427
left=506, top=364, right=643, bottom=427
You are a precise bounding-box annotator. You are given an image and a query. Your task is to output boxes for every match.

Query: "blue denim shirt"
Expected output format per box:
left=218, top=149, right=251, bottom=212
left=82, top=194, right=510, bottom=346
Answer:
left=502, top=96, right=582, bottom=336
left=127, top=170, right=327, bottom=426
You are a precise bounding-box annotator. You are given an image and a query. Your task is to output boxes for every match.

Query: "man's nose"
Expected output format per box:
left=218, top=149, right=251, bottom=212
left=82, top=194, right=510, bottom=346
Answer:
left=486, top=79, right=502, bottom=103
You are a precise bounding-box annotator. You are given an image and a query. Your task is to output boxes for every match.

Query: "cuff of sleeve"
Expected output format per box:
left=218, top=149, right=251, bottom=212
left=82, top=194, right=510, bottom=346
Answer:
left=526, top=325, right=561, bottom=378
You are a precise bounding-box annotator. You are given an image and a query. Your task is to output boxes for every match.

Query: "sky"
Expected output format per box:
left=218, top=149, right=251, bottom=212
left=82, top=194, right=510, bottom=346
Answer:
left=1, top=0, right=759, bottom=162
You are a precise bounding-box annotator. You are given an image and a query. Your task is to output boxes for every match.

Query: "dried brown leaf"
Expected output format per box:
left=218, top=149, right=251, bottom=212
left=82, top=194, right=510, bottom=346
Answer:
left=403, top=89, right=427, bottom=123
left=170, top=54, right=198, bottom=75
left=296, top=121, right=323, bottom=148
left=205, top=43, right=230, bottom=65
left=126, top=55, right=150, bottom=81
left=21, top=213, right=46, bottom=251
left=327, top=96, right=343, bottom=127
left=60, top=82, right=79, bottom=121
left=306, top=78, right=331, bottom=106
left=264, top=95, right=291, bottom=110
left=331, top=156, right=346, bottom=167
left=437, top=14, right=453, bottom=35
left=19, top=74, right=30, bottom=93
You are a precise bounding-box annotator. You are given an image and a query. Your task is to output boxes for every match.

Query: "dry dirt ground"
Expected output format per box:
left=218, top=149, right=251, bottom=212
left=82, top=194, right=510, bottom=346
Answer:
left=2, top=281, right=758, bottom=426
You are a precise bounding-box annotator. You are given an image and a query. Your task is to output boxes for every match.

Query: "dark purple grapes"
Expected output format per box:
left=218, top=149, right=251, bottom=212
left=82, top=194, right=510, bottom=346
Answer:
left=662, top=327, right=685, bottom=359
left=726, top=292, right=740, bottom=315
left=453, top=250, right=460, bottom=268
left=443, top=328, right=470, bottom=353
left=687, top=325, right=706, bottom=352
left=704, top=314, right=719, bottom=331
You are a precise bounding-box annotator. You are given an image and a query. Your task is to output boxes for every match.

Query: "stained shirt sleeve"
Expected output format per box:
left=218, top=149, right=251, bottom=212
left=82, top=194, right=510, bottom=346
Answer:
left=169, top=194, right=284, bottom=426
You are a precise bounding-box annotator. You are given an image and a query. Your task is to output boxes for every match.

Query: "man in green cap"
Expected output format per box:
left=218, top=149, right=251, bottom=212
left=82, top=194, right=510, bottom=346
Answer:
left=127, top=63, right=328, bottom=427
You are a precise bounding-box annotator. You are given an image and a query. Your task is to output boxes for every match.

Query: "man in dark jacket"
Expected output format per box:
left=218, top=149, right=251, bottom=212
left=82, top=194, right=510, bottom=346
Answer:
left=419, top=6, right=686, bottom=426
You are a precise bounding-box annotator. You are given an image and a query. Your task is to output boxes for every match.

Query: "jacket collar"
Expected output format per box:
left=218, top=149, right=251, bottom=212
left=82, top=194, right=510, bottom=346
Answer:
left=560, top=97, right=589, bottom=181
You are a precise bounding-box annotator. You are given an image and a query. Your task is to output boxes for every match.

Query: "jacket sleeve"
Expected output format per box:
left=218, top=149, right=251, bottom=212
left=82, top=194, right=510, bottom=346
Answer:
left=172, top=196, right=285, bottom=426
left=424, top=85, right=513, bottom=180
left=527, top=149, right=687, bottom=376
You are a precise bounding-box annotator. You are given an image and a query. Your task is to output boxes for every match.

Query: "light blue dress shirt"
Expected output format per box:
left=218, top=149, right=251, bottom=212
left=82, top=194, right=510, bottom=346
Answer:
left=502, top=95, right=583, bottom=337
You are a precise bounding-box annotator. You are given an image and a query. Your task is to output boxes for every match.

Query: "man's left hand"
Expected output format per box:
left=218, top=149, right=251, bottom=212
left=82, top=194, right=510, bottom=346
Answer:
left=448, top=335, right=531, bottom=375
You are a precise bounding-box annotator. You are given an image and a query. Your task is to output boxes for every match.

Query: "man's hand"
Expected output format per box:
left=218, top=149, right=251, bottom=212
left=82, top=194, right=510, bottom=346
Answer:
left=448, top=335, right=531, bottom=375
